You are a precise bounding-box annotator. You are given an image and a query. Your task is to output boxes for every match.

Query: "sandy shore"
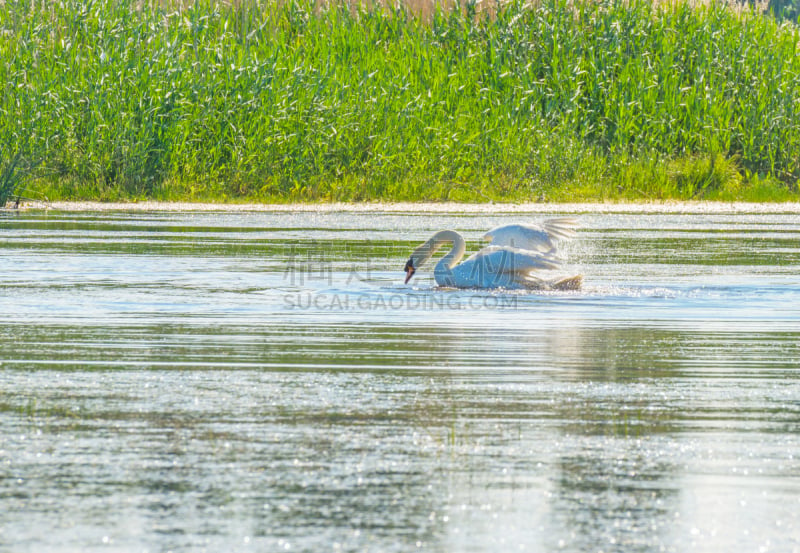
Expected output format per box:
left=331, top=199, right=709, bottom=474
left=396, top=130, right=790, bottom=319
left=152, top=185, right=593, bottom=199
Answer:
left=6, top=199, right=800, bottom=214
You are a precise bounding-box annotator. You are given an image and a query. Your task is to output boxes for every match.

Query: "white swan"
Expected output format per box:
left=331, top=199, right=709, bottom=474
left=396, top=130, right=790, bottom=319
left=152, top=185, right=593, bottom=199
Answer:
left=403, top=218, right=582, bottom=290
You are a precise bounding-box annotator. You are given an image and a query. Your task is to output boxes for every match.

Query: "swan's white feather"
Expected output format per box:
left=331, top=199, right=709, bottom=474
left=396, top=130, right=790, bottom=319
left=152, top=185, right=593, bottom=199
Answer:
left=436, top=246, right=562, bottom=289
left=483, top=217, right=578, bottom=253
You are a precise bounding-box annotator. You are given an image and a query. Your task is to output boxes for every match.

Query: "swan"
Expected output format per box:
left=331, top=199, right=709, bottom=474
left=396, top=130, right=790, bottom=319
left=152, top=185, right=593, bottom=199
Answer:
left=403, top=218, right=582, bottom=290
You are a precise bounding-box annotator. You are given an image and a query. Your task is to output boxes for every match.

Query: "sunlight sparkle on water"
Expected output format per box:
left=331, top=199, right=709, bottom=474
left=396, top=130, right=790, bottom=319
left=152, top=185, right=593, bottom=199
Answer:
left=1, top=207, right=800, bottom=552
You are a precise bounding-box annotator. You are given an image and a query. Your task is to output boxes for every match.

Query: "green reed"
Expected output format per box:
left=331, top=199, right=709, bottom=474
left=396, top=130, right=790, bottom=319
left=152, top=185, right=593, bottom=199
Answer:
left=1, top=0, right=799, bottom=202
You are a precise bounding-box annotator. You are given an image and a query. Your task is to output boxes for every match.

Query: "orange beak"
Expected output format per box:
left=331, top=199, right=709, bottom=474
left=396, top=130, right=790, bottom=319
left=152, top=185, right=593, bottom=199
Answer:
left=403, top=258, right=415, bottom=284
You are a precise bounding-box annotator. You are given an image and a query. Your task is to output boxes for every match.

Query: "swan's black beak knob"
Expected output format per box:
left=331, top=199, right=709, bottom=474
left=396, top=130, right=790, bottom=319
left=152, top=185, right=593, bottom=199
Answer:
left=404, top=258, right=416, bottom=284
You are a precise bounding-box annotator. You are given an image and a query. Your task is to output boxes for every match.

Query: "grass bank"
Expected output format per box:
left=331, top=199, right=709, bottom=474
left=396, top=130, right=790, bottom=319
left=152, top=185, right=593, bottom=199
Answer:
left=2, top=0, right=800, bottom=204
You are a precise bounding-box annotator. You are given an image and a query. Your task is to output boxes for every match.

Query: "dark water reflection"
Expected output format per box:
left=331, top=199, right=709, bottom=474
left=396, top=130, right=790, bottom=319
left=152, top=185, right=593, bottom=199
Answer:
left=1, top=208, right=800, bottom=552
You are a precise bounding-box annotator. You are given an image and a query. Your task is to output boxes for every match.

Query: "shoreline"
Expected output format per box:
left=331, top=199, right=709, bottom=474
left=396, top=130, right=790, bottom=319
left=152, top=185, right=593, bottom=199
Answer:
left=6, top=200, right=800, bottom=214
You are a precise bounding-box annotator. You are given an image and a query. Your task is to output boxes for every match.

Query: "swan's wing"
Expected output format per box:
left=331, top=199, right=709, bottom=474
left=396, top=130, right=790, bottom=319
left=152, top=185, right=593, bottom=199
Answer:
left=482, top=218, right=578, bottom=252
left=482, top=224, right=552, bottom=252
left=516, top=273, right=583, bottom=291
left=540, top=217, right=579, bottom=240
left=444, top=246, right=561, bottom=287
left=466, top=246, right=562, bottom=270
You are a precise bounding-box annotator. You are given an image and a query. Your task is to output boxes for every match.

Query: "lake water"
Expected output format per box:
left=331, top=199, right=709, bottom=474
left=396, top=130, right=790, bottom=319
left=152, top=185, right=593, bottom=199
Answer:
left=1, top=205, right=800, bottom=553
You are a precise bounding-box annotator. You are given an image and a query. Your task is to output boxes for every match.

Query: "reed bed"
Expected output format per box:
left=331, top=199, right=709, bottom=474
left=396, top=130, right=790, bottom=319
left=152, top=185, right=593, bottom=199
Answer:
left=1, top=0, right=799, bottom=202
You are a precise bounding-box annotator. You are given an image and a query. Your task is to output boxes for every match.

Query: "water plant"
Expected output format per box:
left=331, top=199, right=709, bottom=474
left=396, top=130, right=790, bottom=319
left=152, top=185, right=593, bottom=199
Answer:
left=0, top=143, right=42, bottom=207
left=1, top=0, right=799, bottom=202
left=0, top=149, right=23, bottom=206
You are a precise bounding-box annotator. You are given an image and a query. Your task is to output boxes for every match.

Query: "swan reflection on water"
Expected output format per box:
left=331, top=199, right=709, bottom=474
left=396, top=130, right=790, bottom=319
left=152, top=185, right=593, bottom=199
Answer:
left=403, top=218, right=582, bottom=291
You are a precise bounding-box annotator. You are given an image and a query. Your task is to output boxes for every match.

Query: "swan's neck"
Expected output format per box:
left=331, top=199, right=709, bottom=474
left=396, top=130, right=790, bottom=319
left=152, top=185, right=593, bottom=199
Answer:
left=411, top=230, right=466, bottom=271
left=433, top=230, right=466, bottom=270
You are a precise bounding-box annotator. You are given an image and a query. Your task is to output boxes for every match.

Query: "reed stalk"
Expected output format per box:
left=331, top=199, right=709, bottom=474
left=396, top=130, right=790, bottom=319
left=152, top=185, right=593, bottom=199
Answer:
left=1, top=0, right=798, bottom=202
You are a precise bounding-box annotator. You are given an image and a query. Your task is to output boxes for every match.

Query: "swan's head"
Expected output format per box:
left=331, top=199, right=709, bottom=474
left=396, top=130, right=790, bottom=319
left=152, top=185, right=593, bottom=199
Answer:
left=404, top=242, right=435, bottom=284
left=403, top=231, right=462, bottom=284
left=403, top=257, right=416, bottom=284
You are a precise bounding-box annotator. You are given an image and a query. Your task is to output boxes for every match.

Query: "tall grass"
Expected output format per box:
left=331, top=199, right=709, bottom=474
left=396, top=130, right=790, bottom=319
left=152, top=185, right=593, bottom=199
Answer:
left=1, top=0, right=799, bottom=202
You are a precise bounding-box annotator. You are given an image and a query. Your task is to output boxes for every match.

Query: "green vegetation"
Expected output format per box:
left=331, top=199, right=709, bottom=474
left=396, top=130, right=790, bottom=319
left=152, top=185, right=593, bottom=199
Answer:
left=0, top=149, right=23, bottom=206
left=1, top=0, right=799, bottom=203
left=766, top=0, right=800, bottom=21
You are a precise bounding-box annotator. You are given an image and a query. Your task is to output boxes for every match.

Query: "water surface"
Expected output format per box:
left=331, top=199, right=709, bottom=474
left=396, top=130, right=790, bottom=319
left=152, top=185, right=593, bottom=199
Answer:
left=1, top=207, right=800, bottom=552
